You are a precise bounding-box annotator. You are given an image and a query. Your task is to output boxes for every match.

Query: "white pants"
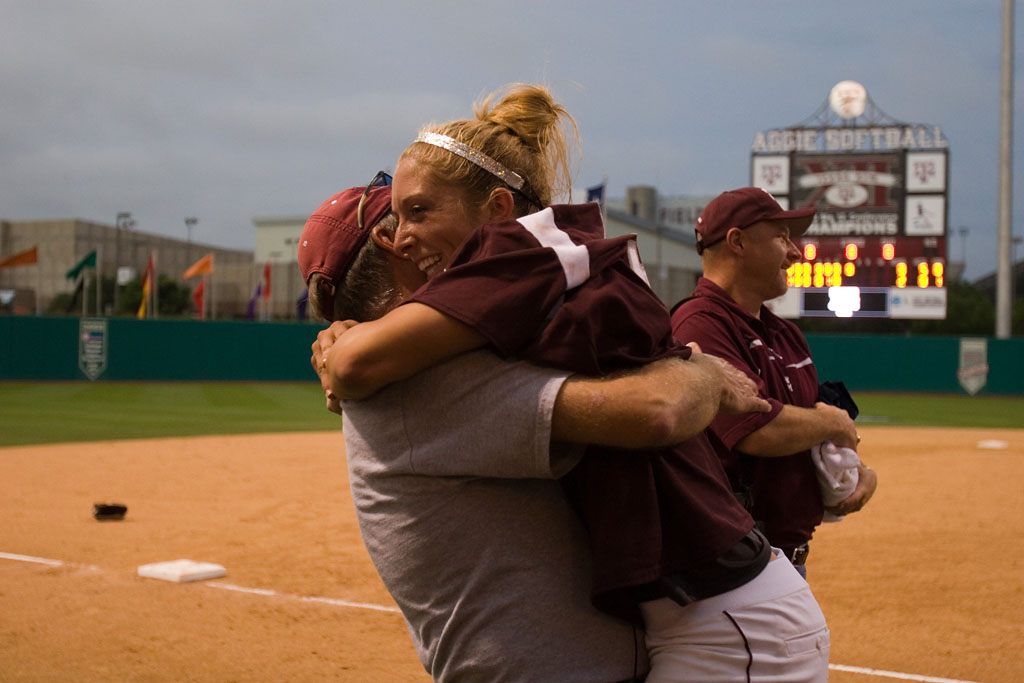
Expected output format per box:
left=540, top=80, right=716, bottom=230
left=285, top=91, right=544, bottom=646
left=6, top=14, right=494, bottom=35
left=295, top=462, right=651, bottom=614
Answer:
left=639, top=551, right=829, bottom=682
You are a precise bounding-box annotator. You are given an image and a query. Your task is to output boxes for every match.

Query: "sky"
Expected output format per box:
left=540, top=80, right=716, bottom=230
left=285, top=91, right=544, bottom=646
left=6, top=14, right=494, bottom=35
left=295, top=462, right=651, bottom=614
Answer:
left=1, top=0, right=1021, bottom=281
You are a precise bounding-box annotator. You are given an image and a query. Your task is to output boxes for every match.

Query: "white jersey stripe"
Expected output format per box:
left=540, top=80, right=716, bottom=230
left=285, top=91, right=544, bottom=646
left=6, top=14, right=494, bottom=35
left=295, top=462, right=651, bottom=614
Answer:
left=517, top=208, right=590, bottom=290
left=626, top=240, right=652, bottom=287
left=787, top=357, right=814, bottom=369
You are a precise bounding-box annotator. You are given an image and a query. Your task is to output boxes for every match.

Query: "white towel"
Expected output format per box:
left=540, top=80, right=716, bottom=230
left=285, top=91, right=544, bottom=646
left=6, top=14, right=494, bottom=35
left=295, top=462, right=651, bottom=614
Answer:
left=811, top=441, right=860, bottom=523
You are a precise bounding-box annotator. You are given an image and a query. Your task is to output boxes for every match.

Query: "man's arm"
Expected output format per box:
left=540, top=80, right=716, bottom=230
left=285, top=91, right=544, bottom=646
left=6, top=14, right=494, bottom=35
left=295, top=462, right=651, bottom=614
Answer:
left=313, top=305, right=486, bottom=402
left=552, top=353, right=769, bottom=449
left=736, top=401, right=878, bottom=516
left=735, top=401, right=859, bottom=456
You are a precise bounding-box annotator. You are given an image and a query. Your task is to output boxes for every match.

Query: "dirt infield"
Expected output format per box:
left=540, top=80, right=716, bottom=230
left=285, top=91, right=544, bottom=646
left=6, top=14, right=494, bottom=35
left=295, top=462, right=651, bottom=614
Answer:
left=1, top=426, right=1022, bottom=682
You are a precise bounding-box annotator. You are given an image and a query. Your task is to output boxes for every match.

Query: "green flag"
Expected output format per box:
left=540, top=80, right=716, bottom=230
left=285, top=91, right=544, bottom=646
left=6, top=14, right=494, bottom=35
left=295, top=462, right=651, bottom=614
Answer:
left=65, top=250, right=97, bottom=281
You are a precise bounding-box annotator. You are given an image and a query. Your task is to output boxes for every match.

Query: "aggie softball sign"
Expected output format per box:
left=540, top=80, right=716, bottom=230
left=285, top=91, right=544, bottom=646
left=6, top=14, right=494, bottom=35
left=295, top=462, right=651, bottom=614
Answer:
left=751, top=81, right=949, bottom=320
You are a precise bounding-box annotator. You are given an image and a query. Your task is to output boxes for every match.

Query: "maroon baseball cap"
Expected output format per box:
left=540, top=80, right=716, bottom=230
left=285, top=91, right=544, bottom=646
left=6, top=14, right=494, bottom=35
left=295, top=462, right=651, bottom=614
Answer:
left=695, top=187, right=816, bottom=254
left=298, top=185, right=392, bottom=284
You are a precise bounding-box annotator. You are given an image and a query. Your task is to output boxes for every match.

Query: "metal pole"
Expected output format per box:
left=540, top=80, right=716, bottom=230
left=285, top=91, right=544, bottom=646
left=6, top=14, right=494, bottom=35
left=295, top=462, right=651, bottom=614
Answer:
left=152, top=249, right=158, bottom=319
left=185, top=217, right=197, bottom=264
left=996, top=0, right=1014, bottom=338
left=95, top=246, right=102, bottom=316
left=114, top=212, right=132, bottom=314
left=35, top=259, right=41, bottom=315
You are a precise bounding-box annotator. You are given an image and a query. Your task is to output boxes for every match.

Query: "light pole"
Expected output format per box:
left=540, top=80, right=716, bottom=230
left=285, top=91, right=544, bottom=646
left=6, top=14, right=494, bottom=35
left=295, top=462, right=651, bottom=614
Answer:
left=113, top=211, right=134, bottom=312
left=958, top=226, right=969, bottom=281
left=1014, top=234, right=1022, bottom=301
left=185, top=217, right=197, bottom=263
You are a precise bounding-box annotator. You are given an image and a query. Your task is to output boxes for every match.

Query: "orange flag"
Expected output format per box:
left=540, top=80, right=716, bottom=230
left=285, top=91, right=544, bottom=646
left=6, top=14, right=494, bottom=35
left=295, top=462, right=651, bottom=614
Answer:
left=0, top=246, right=38, bottom=269
left=137, top=252, right=155, bottom=319
left=183, top=252, right=214, bottom=279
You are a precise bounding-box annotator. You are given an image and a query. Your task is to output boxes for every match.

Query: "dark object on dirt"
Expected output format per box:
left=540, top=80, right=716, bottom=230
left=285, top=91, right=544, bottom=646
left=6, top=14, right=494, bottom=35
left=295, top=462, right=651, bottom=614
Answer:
left=93, top=503, right=128, bottom=521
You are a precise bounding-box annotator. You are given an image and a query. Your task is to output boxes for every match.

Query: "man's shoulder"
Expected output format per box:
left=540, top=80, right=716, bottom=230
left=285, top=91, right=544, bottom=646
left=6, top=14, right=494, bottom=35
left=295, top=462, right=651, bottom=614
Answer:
left=416, top=351, right=568, bottom=390
left=672, top=294, right=724, bottom=317
left=670, top=293, right=733, bottom=330
left=345, top=351, right=567, bottom=413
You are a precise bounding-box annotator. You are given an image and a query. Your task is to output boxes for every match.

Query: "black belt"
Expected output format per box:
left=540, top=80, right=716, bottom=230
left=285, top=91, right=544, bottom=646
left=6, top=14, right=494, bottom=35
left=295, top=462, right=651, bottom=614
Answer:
left=629, top=529, right=772, bottom=606
left=785, top=543, right=810, bottom=566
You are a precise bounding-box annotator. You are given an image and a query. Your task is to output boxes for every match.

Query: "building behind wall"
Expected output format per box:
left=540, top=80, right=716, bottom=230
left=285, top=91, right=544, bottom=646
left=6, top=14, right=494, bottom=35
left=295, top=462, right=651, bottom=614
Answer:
left=0, top=218, right=254, bottom=316
left=605, top=185, right=711, bottom=305
left=253, top=215, right=311, bottom=319
left=2, top=184, right=710, bottom=319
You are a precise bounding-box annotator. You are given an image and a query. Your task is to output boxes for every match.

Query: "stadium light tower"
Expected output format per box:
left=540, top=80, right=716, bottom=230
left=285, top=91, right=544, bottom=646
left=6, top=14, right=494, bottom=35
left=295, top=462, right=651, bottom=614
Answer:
left=996, top=0, right=1014, bottom=338
left=958, top=226, right=969, bottom=280
left=113, top=211, right=134, bottom=312
left=185, top=217, right=198, bottom=262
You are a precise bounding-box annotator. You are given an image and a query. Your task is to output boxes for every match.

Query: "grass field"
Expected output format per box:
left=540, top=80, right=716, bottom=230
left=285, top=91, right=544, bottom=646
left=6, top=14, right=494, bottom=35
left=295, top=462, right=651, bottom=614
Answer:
left=0, top=382, right=338, bottom=446
left=854, top=392, right=1024, bottom=428
left=1, top=382, right=1021, bottom=447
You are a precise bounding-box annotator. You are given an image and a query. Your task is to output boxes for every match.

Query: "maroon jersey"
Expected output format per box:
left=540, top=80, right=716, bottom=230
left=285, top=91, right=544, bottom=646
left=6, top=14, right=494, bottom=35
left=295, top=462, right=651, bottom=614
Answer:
left=670, top=277, right=824, bottom=554
left=408, top=204, right=754, bottom=618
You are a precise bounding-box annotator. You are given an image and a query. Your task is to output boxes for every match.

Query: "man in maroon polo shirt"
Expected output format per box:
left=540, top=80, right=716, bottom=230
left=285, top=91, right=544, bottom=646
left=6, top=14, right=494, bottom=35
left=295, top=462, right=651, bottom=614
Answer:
left=671, top=187, right=878, bottom=576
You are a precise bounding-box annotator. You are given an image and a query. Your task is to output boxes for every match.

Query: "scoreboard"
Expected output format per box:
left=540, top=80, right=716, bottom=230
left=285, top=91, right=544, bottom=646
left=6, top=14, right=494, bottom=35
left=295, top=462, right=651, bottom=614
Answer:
left=783, top=235, right=946, bottom=319
left=750, top=83, right=949, bottom=319
left=787, top=236, right=945, bottom=290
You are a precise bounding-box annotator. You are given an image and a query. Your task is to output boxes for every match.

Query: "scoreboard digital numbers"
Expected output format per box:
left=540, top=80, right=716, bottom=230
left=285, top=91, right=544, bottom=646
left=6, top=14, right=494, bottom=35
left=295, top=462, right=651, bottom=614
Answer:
left=750, top=81, right=949, bottom=320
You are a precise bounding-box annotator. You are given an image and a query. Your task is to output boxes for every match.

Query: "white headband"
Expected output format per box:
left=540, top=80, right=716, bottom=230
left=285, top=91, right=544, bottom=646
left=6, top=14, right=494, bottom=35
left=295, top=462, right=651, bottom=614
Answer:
left=415, top=132, right=527, bottom=192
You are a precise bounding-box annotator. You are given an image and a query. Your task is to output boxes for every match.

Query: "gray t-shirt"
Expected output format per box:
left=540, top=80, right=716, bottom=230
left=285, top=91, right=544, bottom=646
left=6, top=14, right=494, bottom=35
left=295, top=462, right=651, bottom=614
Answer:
left=342, top=350, right=647, bottom=682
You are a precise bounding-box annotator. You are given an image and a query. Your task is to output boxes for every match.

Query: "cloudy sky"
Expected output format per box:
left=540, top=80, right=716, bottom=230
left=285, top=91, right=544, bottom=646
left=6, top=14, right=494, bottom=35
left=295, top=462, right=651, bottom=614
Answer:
left=2, top=0, right=1020, bottom=280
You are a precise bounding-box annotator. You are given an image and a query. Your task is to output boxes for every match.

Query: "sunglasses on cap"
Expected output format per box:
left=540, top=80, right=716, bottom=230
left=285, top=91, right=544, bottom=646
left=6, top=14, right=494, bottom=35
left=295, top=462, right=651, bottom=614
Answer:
left=356, top=170, right=393, bottom=229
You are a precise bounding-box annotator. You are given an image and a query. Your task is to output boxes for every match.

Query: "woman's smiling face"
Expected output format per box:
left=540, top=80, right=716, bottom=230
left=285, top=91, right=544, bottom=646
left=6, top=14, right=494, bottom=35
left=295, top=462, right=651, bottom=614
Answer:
left=391, top=155, right=487, bottom=279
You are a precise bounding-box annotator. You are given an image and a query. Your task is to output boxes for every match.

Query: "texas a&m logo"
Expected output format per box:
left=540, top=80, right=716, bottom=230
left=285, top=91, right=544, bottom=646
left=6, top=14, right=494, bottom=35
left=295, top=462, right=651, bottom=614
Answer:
left=792, top=153, right=902, bottom=211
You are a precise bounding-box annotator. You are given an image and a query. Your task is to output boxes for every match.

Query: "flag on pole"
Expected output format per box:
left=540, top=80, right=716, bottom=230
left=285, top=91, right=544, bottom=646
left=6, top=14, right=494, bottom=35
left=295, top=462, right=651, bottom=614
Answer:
left=137, top=252, right=155, bottom=319
left=586, top=183, right=606, bottom=207
left=65, top=250, right=97, bottom=281
left=183, top=252, right=214, bottom=279
left=0, top=246, right=38, bottom=269
left=66, top=271, right=86, bottom=314
left=246, top=283, right=263, bottom=320
left=192, top=277, right=206, bottom=319
left=262, top=262, right=272, bottom=299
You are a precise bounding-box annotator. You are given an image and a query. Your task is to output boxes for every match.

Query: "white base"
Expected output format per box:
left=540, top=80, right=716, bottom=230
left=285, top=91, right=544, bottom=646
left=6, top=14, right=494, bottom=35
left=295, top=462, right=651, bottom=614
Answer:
left=138, top=559, right=226, bottom=583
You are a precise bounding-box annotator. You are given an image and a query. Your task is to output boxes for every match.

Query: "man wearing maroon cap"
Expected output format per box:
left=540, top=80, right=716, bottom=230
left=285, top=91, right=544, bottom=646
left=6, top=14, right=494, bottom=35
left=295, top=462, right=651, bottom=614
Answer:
left=299, top=182, right=775, bottom=682
left=671, top=187, right=878, bottom=577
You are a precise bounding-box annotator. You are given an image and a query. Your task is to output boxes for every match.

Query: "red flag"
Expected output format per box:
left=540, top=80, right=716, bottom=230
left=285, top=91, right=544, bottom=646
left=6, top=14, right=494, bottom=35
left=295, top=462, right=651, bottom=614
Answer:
left=192, top=277, right=206, bottom=319
left=262, top=261, right=271, bottom=299
left=0, top=246, right=38, bottom=269
left=137, top=253, right=155, bottom=319
left=183, top=252, right=214, bottom=279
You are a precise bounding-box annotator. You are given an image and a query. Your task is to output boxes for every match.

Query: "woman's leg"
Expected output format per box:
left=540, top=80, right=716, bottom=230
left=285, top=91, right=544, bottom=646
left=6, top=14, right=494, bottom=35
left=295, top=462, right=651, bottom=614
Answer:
left=640, top=553, right=829, bottom=682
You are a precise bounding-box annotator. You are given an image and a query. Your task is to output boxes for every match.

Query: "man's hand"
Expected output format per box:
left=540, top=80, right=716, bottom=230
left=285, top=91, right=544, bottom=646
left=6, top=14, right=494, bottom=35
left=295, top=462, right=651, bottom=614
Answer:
left=827, top=463, right=877, bottom=516
left=814, top=401, right=859, bottom=450
left=695, top=352, right=772, bottom=415
left=310, top=320, right=359, bottom=414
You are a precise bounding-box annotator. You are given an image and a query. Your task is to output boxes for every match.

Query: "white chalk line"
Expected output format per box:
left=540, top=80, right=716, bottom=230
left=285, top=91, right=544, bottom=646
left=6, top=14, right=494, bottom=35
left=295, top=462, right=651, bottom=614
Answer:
left=206, top=581, right=401, bottom=613
left=0, top=551, right=101, bottom=572
left=0, top=551, right=982, bottom=682
left=829, top=664, right=980, bottom=683
left=0, top=550, right=399, bottom=614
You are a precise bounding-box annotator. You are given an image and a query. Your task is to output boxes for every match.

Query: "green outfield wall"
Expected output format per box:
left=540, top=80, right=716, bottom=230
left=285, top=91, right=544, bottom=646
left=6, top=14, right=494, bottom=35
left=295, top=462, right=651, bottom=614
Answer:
left=1, top=316, right=1021, bottom=395
left=0, top=316, right=320, bottom=382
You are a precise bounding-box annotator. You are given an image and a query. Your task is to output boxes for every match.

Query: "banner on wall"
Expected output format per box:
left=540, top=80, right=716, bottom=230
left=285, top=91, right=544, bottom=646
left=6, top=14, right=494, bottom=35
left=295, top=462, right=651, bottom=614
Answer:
left=78, top=318, right=108, bottom=381
left=956, top=338, right=989, bottom=396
